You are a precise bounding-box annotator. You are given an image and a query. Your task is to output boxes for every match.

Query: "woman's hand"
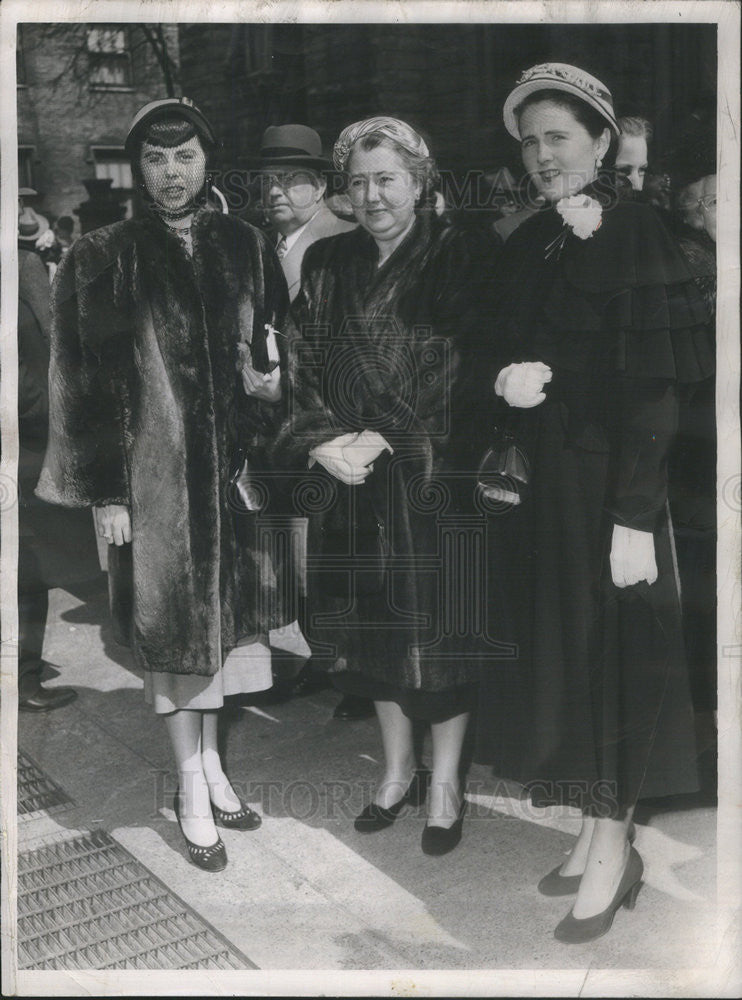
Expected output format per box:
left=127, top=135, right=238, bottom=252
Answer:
left=495, top=361, right=552, bottom=408
left=610, top=524, right=658, bottom=588
left=241, top=362, right=282, bottom=403
left=309, top=431, right=392, bottom=485
left=94, top=504, right=132, bottom=546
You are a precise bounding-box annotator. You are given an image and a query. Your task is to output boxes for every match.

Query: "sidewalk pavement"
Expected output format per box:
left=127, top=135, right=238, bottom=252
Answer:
left=16, top=581, right=722, bottom=974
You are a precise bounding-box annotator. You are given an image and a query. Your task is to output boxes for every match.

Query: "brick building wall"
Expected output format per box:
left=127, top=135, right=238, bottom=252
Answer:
left=17, top=23, right=180, bottom=228
left=178, top=21, right=715, bottom=206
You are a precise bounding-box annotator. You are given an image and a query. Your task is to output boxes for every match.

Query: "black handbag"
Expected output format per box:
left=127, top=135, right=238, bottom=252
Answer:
left=477, top=419, right=530, bottom=508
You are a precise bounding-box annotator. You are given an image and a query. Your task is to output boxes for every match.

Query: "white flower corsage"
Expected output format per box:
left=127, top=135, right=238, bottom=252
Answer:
left=34, top=229, right=56, bottom=251
left=545, top=195, right=603, bottom=260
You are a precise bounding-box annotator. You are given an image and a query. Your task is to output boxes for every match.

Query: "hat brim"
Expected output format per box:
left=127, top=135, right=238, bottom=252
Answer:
left=503, top=78, right=620, bottom=139
left=18, top=214, right=50, bottom=241
left=125, top=101, right=218, bottom=160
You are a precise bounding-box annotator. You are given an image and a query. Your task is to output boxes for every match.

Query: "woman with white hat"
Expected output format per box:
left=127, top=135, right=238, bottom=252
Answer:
left=37, top=98, right=290, bottom=872
left=475, top=64, right=713, bottom=942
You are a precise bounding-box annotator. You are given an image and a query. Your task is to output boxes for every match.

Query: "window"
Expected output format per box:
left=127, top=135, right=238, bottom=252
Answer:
left=91, top=147, right=134, bottom=218
left=87, top=27, right=132, bottom=89
left=18, top=146, right=35, bottom=189
left=92, top=148, right=133, bottom=189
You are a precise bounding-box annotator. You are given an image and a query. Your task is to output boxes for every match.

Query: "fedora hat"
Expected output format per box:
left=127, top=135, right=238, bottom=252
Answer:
left=18, top=205, right=50, bottom=243
left=503, top=63, right=620, bottom=139
left=258, top=125, right=332, bottom=171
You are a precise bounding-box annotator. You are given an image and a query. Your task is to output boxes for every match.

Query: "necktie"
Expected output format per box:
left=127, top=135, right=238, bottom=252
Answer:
left=276, top=236, right=288, bottom=260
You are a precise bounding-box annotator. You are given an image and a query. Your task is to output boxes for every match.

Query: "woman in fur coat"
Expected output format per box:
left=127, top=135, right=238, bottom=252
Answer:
left=36, top=98, right=289, bottom=871
left=276, top=117, right=497, bottom=856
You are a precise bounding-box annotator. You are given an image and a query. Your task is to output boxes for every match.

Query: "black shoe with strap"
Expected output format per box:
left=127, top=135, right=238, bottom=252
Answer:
left=174, top=790, right=227, bottom=872
left=211, top=796, right=262, bottom=831
left=354, top=768, right=431, bottom=833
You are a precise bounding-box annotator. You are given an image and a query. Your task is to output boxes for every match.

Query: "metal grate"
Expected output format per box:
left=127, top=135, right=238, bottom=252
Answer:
left=18, top=749, right=74, bottom=819
left=18, top=830, right=255, bottom=969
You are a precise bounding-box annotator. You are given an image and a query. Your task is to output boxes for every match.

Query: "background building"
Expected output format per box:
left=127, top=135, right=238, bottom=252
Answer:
left=179, top=22, right=716, bottom=192
left=17, top=21, right=716, bottom=227
left=17, top=23, right=180, bottom=228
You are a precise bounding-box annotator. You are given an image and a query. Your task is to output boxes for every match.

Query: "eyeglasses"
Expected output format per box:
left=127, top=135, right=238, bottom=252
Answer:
left=698, top=194, right=717, bottom=210
left=261, top=171, right=316, bottom=190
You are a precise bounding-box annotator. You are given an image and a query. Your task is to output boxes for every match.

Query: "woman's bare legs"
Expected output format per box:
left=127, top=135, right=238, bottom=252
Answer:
left=373, top=700, right=416, bottom=809
left=164, top=709, right=217, bottom=847
left=201, top=710, right=239, bottom=812
left=428, top=712, right=469, bottom=827
left=571, top=808, right=636, bottom=918
left=558, top=815, right=596, bottom=876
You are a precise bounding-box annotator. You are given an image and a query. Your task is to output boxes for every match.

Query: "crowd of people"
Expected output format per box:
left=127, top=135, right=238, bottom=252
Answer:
left=19, top=61, right=716, bottom=944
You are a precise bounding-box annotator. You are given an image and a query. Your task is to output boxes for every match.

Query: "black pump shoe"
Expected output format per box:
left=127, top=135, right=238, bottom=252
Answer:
left=538, top=822, right=638, bottom=897
left=354, top=768, right=431, bottom=833
left=554, top=846, right=643, bottom=944
left=421, top=800, right=466, bottom=856
left=211, top=797, right=262, bottom=831
left=174, top=790, right=227, bottom=872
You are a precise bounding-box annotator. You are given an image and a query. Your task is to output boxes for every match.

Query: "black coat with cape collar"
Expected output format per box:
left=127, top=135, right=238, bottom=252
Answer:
left=36, top=209, right=289, bottom=676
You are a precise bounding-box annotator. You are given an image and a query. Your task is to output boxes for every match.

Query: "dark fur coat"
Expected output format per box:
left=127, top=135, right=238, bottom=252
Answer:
left=274, top=213, right=499, bottom=692
left=36, top=209, right=289, bottom=675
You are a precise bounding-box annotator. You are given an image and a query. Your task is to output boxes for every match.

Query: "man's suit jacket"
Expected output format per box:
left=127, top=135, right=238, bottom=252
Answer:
left=279, top=202, right=356, bottom=302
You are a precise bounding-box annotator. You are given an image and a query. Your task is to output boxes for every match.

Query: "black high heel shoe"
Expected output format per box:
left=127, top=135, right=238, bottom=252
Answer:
left=354, top=768, right=431, bottom=833
left=538, top=822, right=637, bottom=897
left=421, top=799, right=466, bottom=856
left=211, top=796, right=262, bottom=831
left=174, top=790, right=227, bottom=872
left=553, top=846, right=643, bottom=944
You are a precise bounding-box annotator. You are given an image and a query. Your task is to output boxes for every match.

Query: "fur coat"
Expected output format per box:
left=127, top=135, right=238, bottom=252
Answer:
left=274, top=212, right=499, bottom=692
left=36, top=209, right=289, bottom=676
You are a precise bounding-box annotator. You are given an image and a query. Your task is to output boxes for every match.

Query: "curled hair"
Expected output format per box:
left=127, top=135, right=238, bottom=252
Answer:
left=618, top=116, right=654, bottom=143
left=348, top=133, right=440, bottom=210
left=515, top=88, right=617, bottom=166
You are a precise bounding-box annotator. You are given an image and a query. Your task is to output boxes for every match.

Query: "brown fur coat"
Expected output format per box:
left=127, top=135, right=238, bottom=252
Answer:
left=36, top=209, right=289, bottom=675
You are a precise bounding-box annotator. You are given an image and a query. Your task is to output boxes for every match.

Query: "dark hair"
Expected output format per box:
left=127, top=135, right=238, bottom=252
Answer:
left=515, top=89, right=617, bottom=165
left=349, top=133, right=440, bottom=210
left=130, top=115, right=214, bottom=166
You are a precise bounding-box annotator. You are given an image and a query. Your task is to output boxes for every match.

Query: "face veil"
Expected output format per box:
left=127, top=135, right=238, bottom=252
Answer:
left=132, top=115, right=212, bottom=220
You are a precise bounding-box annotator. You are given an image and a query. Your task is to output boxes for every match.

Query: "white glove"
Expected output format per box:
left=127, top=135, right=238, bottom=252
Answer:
left=495, top=362, right=552, bottom=408
left=309, top=431, right=392, bottom=486
left=610, top=524, right=658, bottom=588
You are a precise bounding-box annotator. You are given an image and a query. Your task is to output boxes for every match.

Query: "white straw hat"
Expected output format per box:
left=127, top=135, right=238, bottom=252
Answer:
left=503, top=63, right=620, bottom=139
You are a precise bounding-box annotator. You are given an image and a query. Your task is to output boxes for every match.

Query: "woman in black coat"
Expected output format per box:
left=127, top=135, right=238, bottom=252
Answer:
left=277, top=117, right=495, bottom=855
left=475, top=65, right=713, bottom=942
left=37, top=99, right=289, bottom=871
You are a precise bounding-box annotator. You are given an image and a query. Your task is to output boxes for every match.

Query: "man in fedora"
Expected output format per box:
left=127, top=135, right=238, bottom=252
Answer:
left=18, top=187, right=51, bottom=253
left=258, top=126, right=372, bottom=721
left=259, top=124, right=355, bottom=303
